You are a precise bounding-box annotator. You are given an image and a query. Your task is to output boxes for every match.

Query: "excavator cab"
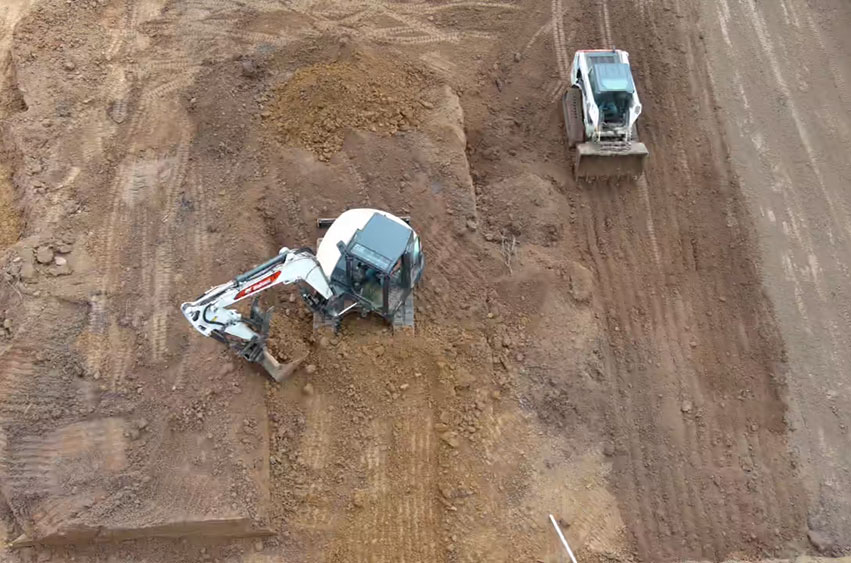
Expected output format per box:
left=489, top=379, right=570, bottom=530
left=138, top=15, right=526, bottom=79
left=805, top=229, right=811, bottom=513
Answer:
left=332, top=212, right=423, bottom=326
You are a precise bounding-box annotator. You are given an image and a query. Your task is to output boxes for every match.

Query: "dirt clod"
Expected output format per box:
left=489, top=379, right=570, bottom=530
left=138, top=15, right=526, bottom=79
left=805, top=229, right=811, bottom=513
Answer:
left=35, top=246, right=54, bottom=264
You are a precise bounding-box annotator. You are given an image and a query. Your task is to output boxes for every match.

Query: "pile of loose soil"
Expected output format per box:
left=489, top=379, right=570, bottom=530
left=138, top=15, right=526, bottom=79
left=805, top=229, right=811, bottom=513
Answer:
left=267, top=51, right=430, bottom=160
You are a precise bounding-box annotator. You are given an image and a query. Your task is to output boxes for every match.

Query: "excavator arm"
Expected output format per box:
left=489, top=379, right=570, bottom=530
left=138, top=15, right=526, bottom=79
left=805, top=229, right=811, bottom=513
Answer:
left=180, top=247, right=333, bottom=381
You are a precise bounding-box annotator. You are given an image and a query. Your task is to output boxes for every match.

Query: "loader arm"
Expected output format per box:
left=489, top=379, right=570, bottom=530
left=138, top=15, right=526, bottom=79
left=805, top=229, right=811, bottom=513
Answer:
left=180, top=248, right=333, bottom=381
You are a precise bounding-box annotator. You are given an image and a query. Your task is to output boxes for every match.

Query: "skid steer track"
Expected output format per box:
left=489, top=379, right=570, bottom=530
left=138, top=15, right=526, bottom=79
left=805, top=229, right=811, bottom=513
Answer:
left=563, top=87, right=585, bottom=148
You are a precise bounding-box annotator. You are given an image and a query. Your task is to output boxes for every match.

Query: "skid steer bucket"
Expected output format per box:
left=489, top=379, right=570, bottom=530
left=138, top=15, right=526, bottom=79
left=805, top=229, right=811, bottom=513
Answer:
left=574, top=141, right=648, bottom=180
left=562, top=88, right=648, bottom=181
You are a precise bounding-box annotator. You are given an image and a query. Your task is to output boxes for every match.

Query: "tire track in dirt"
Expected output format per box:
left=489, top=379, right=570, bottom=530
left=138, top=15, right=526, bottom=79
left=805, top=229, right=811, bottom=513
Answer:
left=566, top=0, right=808, bottom=557
left=607, top=187, right=704, bottom=555
left=342, top=152, right=372, bottom=207
left=150, top=130, right=191, bottom=364
left=297, top=393, right=334, bottom=531
left=738, top=0, right=851, bottom=244
left=0, top=326, right=134, bottom=539
left=579, top=189, right=653, bottom=558
left=286, top=0, right=511, bottom=46
left=338, top=406, right=438, bottom=563
left=547, top=0, right=570, bottom=101
left=90, top=64, right=197, bottom=378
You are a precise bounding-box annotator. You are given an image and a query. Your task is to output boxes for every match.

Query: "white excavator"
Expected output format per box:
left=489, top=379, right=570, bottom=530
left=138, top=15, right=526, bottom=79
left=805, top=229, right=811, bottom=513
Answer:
left=562, top=49, right=649, bottom=180
left=181, top=209, right=424, bottom=381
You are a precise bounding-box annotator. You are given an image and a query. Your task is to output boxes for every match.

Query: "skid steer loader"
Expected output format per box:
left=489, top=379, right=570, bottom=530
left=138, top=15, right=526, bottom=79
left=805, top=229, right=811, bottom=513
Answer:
left=562, top=49, right=649, bottom=180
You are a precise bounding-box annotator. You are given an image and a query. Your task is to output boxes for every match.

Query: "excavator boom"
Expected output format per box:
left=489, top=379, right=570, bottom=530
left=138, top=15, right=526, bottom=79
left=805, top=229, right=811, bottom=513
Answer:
left=180, top=248, right=332, bottom=381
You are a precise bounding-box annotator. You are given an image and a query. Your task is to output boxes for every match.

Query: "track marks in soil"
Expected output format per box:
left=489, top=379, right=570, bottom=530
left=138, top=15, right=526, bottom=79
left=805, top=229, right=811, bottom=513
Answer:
left=547, top=0, right=570, bottom=101
left=296, top=394, right=335, bottom=531
left=289, top=0, right=515, bottom=46
left=91, top=74, right=196, bottom=376
left=337, top=408, right=439, bottom=562
left=0, top=341, right=134, bottom=537
left=7, top=419, right=128, bottom=494
left=569, top=0, right=806, bottom=545
left=739, top=0, right=851, bottom=244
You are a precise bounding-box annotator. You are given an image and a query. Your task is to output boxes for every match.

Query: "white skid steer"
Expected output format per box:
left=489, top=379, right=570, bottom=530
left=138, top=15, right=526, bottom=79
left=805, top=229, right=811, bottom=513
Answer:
left=562, top=49, right=649, bottom=180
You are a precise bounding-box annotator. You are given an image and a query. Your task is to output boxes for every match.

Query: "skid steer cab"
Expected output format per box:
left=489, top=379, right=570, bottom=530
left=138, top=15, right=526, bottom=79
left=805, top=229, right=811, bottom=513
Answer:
left=180, top=209, right=424, bottom=382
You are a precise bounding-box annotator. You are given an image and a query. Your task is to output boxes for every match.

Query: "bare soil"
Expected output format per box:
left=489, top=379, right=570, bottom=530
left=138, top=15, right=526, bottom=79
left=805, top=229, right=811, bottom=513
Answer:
left=0, top=0, right=850, bottom=562
left=268, top=49, right=432, bottom=159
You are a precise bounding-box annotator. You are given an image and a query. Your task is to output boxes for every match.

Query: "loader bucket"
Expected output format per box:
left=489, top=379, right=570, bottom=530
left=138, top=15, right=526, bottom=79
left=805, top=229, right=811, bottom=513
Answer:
left=574, top=141, right=648, bottom=180
left=259, top=349, right=306, bottom=382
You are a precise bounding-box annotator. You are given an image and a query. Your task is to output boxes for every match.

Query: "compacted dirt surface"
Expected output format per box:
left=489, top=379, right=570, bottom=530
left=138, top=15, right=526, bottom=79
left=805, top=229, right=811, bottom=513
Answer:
left=0, top=0, right=850, bottom=562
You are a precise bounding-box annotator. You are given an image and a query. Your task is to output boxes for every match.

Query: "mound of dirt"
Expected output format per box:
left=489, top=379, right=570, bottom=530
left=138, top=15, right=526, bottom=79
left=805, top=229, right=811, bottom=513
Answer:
left=479, top=173, right=565, bottom=246
left=267, top=51, right=431, bottom=160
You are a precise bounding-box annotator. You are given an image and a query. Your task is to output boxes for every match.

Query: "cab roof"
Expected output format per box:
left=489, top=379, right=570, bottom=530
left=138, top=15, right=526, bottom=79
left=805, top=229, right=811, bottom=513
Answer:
left=590, top=62, right=635, bottom=95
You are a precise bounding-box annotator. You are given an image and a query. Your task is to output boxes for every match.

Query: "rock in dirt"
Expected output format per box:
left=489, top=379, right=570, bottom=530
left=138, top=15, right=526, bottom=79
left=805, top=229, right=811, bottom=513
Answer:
left=54, top=256, right=67, bottom=266
left=63, top=60, right=76, bottom=71
left=568, top=261, right=594, bottom=303
left=302, top=382, right=314, bottom=396
left=305, top=364, right=317, bottom=375
left=35, top=246, right=54, bottom=264
left=440, top=431, right=459, bottom=449
left=48, top=264, right=72, bottom=276
left=241, top=59, right=260, bottom=78
left=807, top=528, right=834, bottom=553
left=681, top=400, right=693, bottom=414
left=17, top=262, right=34, bottom=281
left=352, top=490, right=365, bottom=509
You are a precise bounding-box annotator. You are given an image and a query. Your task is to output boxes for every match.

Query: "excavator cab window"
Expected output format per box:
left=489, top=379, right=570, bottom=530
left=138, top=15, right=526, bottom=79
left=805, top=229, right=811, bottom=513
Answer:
left=343, top=214, right=415, bottom=317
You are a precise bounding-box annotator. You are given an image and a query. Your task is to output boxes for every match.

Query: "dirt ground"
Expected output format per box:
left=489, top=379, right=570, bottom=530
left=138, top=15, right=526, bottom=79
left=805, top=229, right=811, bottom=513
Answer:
left=0, top=0, right=850, bottom=562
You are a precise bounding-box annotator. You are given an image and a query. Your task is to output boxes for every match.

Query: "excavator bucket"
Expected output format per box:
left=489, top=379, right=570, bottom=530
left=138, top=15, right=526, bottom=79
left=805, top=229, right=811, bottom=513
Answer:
left=573, top=141, right=648, bottom=180
left=259, top=349, right=305, bottom=382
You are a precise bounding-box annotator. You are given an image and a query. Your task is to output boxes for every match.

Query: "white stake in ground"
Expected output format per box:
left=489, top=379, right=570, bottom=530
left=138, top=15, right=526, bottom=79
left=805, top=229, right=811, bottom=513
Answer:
left=549, top=514, right=579, bottom=563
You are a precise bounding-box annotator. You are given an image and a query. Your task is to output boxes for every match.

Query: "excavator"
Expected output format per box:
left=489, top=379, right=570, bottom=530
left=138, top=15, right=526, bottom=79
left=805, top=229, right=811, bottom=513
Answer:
left=562, top=49, right=649, bottom=180
left=181, top=209, right=424, bottom=381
